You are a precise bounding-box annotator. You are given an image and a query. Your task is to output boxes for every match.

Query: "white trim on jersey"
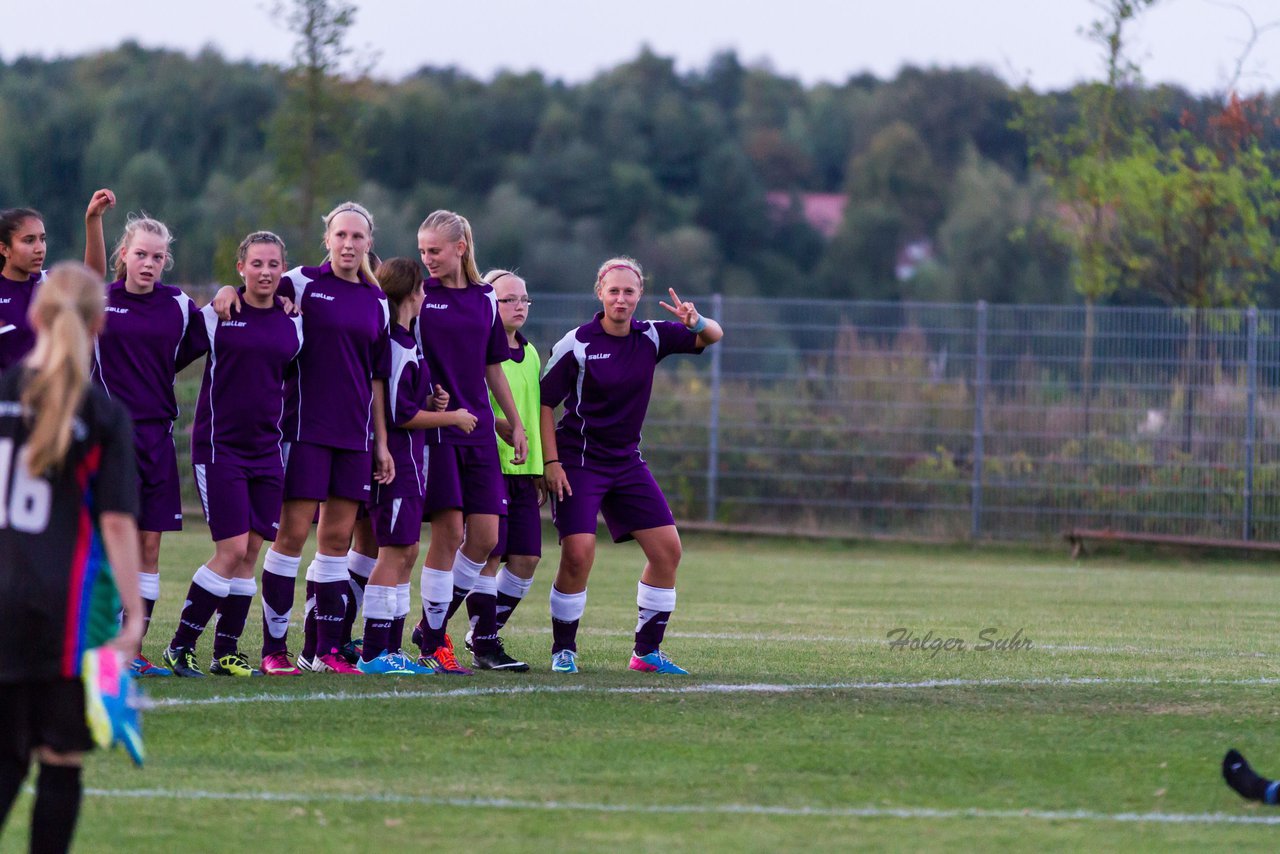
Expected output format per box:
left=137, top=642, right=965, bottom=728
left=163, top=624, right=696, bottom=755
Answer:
left=363, top=296, right=391, bottom=453
left=277, top=314, right=303, bottom=467
left=284, top=266, right=313, bottom=443
left=171, top=292, right=197, bottom=421
left=543, top=329, right=591, bottom=467
left=199, top=305, right=221, bottom=463
left=194, top=463, right=210, bottom=524
left=387, top=338, right=425, bottom=496
left=642, top=321, right=661, bottom=352
left=91, top=331, right=114, bottom=402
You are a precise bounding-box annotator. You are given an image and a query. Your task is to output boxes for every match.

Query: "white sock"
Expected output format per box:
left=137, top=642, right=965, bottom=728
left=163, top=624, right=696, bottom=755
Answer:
left=549, top=586, right=587, bottom=622
left=395, top=583, right=411, bottom=619
left=263, top=550, right=301, bottom=579
left=420, top=567, right=453, bottom=630
left=192, top=565, right=232, bottom=598
left=496, top=567, right=534, bottom=600
left=138, top=571, right=161, bottom=602
left=450, top=550, right=484, bottom=592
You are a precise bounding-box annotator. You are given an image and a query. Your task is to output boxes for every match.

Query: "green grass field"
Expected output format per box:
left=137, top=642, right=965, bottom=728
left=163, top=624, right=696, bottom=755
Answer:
left=5, top=527, right=1280, bottom=852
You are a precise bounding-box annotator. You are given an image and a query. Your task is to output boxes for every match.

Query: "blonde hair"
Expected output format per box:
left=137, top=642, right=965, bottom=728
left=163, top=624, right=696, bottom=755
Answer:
left=323, top=201, right=378, bottom=286
left=111, top=214, right=174, bottom=281
left=418, top=210, right=481, bottom=285
left=482, top=269, right=524, bottom=287
left=594, top=256, right=644, bottom=293
left=22, top=262, right=103, bottom=474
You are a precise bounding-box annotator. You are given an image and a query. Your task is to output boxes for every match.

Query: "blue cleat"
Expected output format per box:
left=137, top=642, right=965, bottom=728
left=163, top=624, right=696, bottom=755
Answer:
left=551, top=649, right=579, bottom=674
left=628, top=650, right=689, bottom=675
left=389, top=651, right=435, bottom=674
left=356, top=650, right=416, bottom=675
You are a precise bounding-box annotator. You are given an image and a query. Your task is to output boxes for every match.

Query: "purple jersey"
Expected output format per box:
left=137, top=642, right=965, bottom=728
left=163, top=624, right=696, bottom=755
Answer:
left=191, top=299, right=304, bottom=466
left=278, top=263, right=390, bottom=452
left=92, top=280, right=205, bottom=423
left=414, top=278, right=508, bottom=446
left=541, top=312, right=702, bottom=467
left=0, top=271, right=43, bottom=373
left=374, top=323, right=431, bottom=501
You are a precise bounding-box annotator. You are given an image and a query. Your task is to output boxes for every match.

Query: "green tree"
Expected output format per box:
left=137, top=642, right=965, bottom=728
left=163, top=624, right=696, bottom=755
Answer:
left=266, top=0, right=363, bottom=244
left=1111, top=97, right=1280, bottom=448
left=1018, top=0, right=1156, bottom=435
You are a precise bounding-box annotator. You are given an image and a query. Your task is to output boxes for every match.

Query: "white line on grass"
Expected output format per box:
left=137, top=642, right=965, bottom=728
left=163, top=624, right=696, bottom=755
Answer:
left=149, top=675, right=1280, bottom=709
left=509, top=626, right=1275, bottom=659
left=82, top=786, right=1280, bottom=826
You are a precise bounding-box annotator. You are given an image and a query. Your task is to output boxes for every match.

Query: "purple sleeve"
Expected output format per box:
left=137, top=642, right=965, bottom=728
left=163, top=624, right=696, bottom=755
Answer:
left=175, top=297, right=209, bottom=370
left=372, top=305, right=391, bottom=380
left=276, top=276, right=297, bottom=302
left=655, top=320, right=703, bottom=362
left=485, top=307, right=509, bottom=366
left=539, top=330, right=579, bottom=409
left=391, top=358, right=427, bottom=428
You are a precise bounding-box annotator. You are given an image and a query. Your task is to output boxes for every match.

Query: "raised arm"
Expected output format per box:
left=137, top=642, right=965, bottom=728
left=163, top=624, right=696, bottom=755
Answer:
left=83, top=189, right=116, bottom=278
left=660, top=287, right=724, bottom=348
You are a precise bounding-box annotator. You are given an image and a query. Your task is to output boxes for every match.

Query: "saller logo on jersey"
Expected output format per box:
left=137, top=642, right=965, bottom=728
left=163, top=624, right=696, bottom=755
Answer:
left=106, top=306, right=128, bottom=314
left=422, top=303, right=448, bottom=310
left=222, top=321, right=248, bottom=328
left=310, top=292, right=335, bottom=301
left=588, top=353, right=611, bottom=360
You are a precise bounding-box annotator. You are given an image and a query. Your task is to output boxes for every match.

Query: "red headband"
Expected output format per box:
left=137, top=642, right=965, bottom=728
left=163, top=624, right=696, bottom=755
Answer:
left=598, top=263, right=642, bottom=284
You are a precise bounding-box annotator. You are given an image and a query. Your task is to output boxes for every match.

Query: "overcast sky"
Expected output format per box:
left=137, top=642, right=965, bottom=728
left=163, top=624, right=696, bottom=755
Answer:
left=10, top=0, right=1279, bottom=95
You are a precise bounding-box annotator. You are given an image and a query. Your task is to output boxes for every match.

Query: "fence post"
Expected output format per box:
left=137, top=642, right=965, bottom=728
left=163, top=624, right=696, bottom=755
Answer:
left=971, top=301, right=988, bottom=540
left=1244, top=307, right=1258, bottom=541
left=705, top=293, right=723, bottom=523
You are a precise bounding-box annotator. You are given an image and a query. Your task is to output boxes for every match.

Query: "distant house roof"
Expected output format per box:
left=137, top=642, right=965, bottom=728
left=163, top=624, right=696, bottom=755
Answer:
left=765, top=192, right=848, bottom=239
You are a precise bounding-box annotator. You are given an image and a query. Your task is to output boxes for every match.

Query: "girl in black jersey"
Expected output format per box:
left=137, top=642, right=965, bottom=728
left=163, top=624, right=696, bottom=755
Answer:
left=0, top=262, right=144, bottom=854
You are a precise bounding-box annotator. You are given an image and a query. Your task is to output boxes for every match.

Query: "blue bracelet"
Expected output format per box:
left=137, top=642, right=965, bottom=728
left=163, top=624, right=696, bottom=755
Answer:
left=690, top=316, right=708, bottom=334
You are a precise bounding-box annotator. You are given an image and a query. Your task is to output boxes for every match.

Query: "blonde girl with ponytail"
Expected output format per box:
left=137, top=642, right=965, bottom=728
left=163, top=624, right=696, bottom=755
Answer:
left=408, top=210, right=528, bottom=673
left=0, top=261, right=144, bottom=853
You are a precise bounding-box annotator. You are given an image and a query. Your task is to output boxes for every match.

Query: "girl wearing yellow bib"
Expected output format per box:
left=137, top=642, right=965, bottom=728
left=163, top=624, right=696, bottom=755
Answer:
left=464, top=270, right=544, bottom=671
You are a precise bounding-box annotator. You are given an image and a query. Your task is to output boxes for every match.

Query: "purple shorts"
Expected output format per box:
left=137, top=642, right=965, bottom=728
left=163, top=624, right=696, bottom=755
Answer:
left=284, top=440, right=372, bottom=503
left=194, top=461, right=284, bottom=542
left=369, top=493, right=425, bottom=547
left=134, top=420, right=182, bottom=532
left=551, top=460, right=675, bottom=543
left=424, top=443, right=507, bottom=518
left=492, top=475, right=542, bottom=559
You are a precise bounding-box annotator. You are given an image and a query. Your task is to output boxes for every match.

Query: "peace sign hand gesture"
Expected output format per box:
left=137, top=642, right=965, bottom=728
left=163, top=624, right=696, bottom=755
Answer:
left=659, top=288, right=700, bottom=329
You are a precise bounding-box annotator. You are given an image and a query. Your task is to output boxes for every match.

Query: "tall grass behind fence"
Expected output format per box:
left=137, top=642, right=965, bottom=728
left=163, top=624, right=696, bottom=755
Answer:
left=172, top=291, right=1280, bottom=544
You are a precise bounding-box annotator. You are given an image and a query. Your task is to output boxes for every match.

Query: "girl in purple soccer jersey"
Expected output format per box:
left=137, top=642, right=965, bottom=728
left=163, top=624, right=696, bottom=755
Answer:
left=0, top=190, right=117, bottom=373
left=91, top=213, right=208, bottom=678
left=540, top=257, right=723, bottom=675
left=159, top=232, right=303, bottom=678
left=357, top=257, right=479, bottom=675
left=410, top=210, right=528, bottom=675
left=213, top=201, right=394, bottom=676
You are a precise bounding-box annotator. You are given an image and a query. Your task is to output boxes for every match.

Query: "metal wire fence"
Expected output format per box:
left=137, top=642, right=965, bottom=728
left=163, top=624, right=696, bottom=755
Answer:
left=172, top=293, right=1280, bottom=544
